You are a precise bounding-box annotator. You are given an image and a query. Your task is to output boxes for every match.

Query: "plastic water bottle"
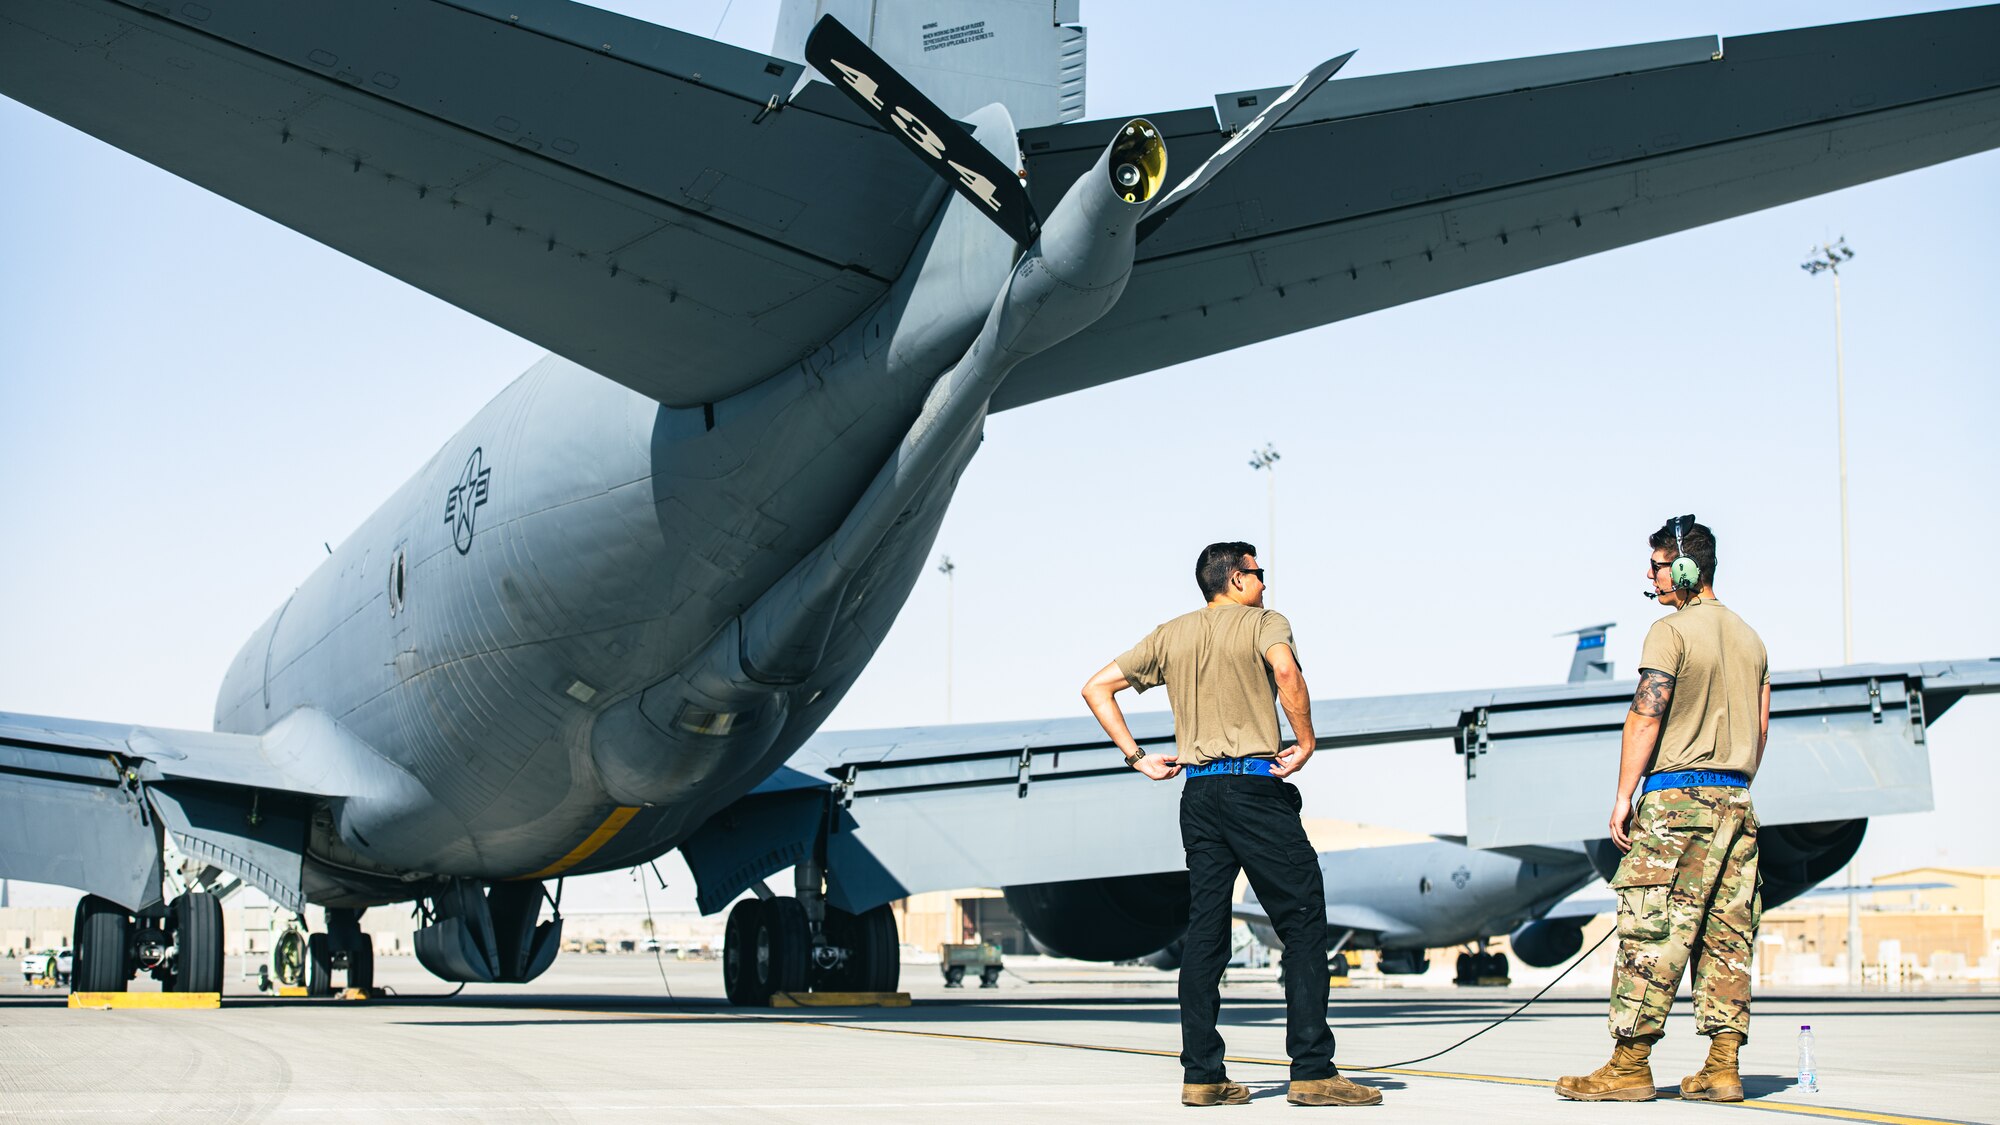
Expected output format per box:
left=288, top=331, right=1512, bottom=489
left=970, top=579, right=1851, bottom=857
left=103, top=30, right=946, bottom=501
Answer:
left=1796, top=1024, right=1819, bottom=1093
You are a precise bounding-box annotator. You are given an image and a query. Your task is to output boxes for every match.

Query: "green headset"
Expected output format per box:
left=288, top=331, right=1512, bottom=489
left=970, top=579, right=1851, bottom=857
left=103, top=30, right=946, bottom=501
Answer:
left=1668, top=513, right=1702, bottom=593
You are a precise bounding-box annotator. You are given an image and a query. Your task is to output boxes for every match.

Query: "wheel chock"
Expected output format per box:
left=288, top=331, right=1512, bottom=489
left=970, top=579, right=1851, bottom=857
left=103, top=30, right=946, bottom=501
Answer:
left=67, top=992, right=220, bottom=1009
left=273, top=985, right=309, bottom=997
left=339, top=987, right=380, bottom=1001
left=1328, top=975, right=1354, bottom=988
left=770, top=991, right=911, bottom=1008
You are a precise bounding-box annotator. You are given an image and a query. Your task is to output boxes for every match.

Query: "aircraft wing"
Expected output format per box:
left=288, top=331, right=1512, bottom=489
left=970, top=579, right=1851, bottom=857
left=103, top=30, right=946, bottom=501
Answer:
left=0, top=0, right=938, bottom=408
left=0, top=708, right=413, bottom=912
left=678, top=657, right=2000, bottom=915
left=1546, top=881, right=1953, bottom=922
left=1233, top=899, right=1400, bottom=941
left=996, top=6, right=2000, bottom=410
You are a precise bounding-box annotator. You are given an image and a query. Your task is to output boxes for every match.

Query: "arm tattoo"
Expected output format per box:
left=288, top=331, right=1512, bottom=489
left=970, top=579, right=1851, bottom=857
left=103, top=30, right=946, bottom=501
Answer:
left=1632, top=669, right=1676, bottom=718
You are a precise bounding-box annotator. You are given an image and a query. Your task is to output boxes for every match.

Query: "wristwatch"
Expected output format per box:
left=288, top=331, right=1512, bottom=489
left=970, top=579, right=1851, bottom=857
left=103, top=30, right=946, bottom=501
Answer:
left=1123, top=746, right=1145, bottom=767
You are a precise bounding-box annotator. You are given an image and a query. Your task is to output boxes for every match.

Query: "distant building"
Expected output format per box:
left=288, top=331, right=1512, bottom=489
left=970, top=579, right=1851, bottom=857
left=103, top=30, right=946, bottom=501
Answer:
left=1759, top=867, right=2000, bottom=983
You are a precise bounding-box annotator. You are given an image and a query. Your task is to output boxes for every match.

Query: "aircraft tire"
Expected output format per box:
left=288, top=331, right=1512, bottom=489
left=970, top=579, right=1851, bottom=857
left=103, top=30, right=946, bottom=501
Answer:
left=722, top=900, right=767, bottom=1006
left=756, top=897, right=811, bottom=997
left=1486, top=951, right=1509, bottom=979
left=306, top=932, right=334, bottom=997
left=347, top=933, right=375, bottom=993
left=71, top=896, right=131, bottom=993
left=169, top=892, right=225, bottom=994
left=850, top=903, right=900, bottom=994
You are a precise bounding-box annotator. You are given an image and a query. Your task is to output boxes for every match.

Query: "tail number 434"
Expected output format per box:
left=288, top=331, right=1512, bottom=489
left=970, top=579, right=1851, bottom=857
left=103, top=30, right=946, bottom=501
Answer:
left=827, top=57, right=1004, bottom=214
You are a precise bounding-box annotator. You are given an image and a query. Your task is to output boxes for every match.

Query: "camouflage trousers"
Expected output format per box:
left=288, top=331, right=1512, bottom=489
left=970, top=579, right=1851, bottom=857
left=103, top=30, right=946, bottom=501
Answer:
left=1608, top=785, right=1760, bottom=1041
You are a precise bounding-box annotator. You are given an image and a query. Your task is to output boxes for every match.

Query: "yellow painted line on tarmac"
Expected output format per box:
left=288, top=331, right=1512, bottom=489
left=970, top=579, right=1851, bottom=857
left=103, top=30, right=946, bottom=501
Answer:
left=517, top=806, right=639, bottom=879
left=517, top=1004, right=1968, bottom=1125
left=781, top=1022, right=1971, bottom=1125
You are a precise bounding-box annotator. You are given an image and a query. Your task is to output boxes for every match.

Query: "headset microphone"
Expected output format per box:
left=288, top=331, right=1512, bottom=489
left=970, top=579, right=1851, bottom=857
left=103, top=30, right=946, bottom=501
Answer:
left=1643, top=589, right=1663, bottom=600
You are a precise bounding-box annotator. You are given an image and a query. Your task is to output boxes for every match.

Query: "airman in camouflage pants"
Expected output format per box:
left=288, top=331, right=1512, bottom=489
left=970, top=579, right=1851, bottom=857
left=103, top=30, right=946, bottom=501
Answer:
left=1608, top=784, right=1760, bottom=1042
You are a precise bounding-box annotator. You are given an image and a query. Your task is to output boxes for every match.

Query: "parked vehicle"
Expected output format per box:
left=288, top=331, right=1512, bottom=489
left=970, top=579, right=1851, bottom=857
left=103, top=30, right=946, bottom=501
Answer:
left=19, top=948, right=71, bottom=986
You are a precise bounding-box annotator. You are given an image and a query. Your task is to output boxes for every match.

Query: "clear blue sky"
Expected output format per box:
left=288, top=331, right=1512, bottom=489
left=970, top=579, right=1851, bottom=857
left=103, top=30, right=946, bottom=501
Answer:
left=2, top=2, right=1994, bottom=913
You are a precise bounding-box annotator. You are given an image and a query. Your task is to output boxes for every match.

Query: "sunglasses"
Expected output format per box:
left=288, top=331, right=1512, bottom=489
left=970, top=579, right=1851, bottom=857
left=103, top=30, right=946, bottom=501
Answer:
left=1238, top=568, right=1266, bottom=582
left=1648, top=558, right=1674, bottom=576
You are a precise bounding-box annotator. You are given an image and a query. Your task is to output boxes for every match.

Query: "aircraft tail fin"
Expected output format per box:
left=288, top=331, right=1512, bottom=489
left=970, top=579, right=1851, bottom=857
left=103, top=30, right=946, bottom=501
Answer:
left=1558, top=623, right=1616, bottom=683
left=774, top=0, right=1087, bottom=127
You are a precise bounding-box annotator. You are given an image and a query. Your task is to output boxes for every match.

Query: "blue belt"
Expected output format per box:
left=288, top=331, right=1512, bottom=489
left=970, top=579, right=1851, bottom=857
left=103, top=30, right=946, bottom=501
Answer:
left=1183, top=757, right=1277, bottom=779
left=1643, top=768, right=1749, bottom=794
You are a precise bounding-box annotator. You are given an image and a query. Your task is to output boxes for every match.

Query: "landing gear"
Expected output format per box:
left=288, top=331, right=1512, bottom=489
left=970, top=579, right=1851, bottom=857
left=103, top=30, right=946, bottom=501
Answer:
left=322, top=907, right=375, bottom=994
left=1453, top=948, right=1511, bottom=986
left=818, top=903, right=899, bottom=994
left=168, top=891, right=224, bottom=993
left=1328, top=953, right=1351, bottom=978
left=1377, top=948, right=1429, bottom=975
left=306, top=932, right=335, bottom=997
left=71, top=895, right=132, bottom=993
left=722, top=896, right=900, bottom=1005
left=722, top=896, right=810, bottom=1005
left=73, top=891, right=225, bottom=995
left=722, top=899, right=763, bottom=1005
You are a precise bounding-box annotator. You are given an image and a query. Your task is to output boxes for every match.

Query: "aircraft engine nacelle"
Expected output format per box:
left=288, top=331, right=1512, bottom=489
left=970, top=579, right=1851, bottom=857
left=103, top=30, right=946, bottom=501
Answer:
left=1002, top=870, right=1189, bottom=962
left=1585, top=817, right=1866, bottom=911
left=1508, top=917, right=1589, bottom=968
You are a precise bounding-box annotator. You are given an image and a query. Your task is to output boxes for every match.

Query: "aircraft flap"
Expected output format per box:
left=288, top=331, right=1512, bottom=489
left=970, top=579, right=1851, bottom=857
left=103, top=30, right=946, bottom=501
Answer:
left=0, top=707, right=406, bottom=909
left=778, top=692, right=1483, bottom=912
left=0, top=747, right=163, bottom=911
left=148, top=782, right=315, bottom=913
left=1462, top=660, right=2000, bottom=849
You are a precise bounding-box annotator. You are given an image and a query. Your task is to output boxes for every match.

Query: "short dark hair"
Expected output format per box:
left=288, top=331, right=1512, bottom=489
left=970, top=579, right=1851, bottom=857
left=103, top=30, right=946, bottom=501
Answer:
left=1196, top=541, right=1258, bottom=600
left=1649, top=519, right=1717, bottom=587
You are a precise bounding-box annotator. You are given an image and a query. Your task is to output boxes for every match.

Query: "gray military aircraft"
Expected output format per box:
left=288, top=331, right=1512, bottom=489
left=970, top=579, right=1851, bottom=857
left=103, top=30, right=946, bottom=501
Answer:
left=3, top=0, right=1999, bottom=1004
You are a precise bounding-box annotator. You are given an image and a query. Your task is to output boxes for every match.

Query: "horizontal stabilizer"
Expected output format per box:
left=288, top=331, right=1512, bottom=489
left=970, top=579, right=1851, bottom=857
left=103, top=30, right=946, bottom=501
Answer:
left=999, top=5, right=2000, bottom=410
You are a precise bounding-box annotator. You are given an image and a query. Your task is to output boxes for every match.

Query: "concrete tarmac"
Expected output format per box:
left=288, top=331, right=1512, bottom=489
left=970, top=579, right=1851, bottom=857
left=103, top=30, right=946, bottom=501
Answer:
left=1, top=956, right=1989, bottom=1122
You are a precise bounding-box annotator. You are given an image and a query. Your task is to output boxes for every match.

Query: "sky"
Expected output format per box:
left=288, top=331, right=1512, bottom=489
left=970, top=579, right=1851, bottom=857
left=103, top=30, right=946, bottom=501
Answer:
left=1, top=1, right=1994, bottom=915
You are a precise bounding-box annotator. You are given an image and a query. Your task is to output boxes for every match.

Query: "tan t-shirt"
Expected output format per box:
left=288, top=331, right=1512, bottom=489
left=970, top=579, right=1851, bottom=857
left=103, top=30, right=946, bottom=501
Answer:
left=1637, top=598, right=1770, bottom=778
left=1115, top=602, right=1296, bottom=767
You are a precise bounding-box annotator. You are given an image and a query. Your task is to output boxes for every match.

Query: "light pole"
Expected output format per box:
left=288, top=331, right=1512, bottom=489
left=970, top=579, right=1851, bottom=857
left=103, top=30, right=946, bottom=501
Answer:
left=937, top=555, right=956, bottom=722
left=1800, top=237, right=1857, bottom=666
left=1248, top=444, right=1280, bottom=602
left=1801, top=235, right=1862, bottom=985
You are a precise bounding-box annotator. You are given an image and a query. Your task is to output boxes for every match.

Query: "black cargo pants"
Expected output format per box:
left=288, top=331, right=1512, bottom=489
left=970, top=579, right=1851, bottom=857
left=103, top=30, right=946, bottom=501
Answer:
left=1179, top=773, right=1336, bottom=1083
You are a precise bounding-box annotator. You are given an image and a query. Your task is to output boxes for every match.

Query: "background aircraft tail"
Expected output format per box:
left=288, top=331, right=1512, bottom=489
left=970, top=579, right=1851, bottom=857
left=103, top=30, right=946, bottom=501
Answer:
left=1559, top=623, right=1616, bottom=683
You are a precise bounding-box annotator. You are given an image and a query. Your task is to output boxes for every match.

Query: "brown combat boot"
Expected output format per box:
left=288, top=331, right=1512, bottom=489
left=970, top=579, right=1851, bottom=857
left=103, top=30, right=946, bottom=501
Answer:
left=1554, top=1035, right=1660, bottom=1101
left=1287, top=1074, right=1384, bottom=1106
left=1681, top=1031, right=1746, bottom=1102
left=1181, top=1081, right=1250, bottom=1107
